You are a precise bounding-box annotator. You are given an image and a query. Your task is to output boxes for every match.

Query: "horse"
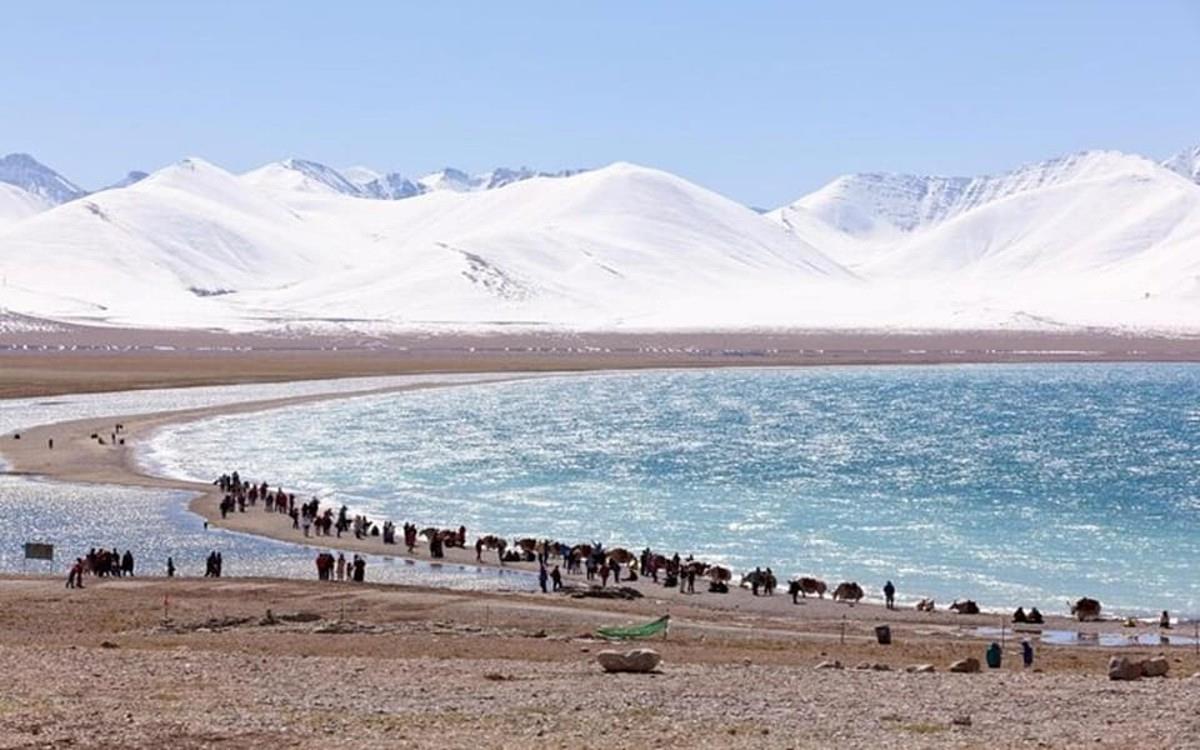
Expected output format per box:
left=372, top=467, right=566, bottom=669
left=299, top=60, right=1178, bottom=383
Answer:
left=832, top=581, right=864, bottom=603
left=1070, top=597, right=1102, bottom=622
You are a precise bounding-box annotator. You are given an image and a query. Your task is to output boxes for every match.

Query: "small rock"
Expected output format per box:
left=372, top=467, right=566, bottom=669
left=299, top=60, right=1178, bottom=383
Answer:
left=597, top=648, right=662, bottom=674
left=948, top=657, right=981, bottom=674
left=100, top=641, right=119, bottom=649
left=1107, top=655, right=1142, bottom=681
left=815, top=660, right=844, bottom=670
left=952, top=715, right=972, bottom=727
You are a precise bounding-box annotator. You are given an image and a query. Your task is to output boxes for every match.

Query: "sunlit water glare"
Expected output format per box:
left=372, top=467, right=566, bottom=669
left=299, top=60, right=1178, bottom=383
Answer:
left=143, top=364, right=1200, bottom=615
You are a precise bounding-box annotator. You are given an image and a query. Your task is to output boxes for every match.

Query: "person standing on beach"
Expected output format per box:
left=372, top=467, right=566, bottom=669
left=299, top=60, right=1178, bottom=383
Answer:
left=352, top=555, right=365, bottom=583
left=883, top=581, right=896, bottom=610
left=1021, top=639, right=1034, bottom=668
left=598, top=561, right=610, bottom=588
left=65, top=558, right=83, bottom=589
left=551, top=565, right=562, bottom=592
left=538, top=564, right=548, bottom=593
left=336, top=553, right=346, bottom=582
left=166, top=557, right=175, bottom=577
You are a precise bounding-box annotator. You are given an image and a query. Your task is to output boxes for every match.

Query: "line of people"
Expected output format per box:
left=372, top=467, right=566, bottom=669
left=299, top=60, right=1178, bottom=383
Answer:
left=314, top=551, right=367, bottom=582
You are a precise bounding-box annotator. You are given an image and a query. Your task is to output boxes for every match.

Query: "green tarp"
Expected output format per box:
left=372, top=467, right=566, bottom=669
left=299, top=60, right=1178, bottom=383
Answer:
left=596, top=614, right=670, bottom=640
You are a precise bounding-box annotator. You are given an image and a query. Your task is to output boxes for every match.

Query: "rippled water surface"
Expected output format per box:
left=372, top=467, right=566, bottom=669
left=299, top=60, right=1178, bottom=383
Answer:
left=0, top=475, right=533, bottom=590
left=144, top=364, right=1200, bottom=614
left=0, top=374, right=534, bottom=590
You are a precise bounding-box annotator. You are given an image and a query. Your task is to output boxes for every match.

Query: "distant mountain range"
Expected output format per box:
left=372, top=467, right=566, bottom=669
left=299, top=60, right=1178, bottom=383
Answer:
left=0, top=145, right=1198, bottom=333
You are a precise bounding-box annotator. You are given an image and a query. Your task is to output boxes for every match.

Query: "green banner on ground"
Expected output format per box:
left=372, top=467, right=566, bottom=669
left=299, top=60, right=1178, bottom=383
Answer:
left=596, top=614, right=670, bottom=640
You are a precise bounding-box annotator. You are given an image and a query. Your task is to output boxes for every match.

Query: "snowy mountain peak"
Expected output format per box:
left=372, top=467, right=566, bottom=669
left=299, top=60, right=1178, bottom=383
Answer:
left=1163, top=144, right=1200, bottom=184
left=241, top=158, right=364, bottom=197
left=0, top=152, right=86, bottom=205
left=417, top=167, right=477, bottom=192
left=785, top=149, right=1164, bottom=239
left=343, top=163, right=589, bottom=199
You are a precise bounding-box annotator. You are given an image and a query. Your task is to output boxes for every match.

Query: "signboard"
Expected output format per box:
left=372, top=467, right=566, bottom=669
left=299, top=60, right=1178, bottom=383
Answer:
left=23, top=543, right=54, bottom=561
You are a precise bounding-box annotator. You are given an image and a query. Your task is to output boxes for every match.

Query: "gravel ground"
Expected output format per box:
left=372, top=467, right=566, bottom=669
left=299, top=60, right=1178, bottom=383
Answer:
left=5, top=645, right=1200, bottom=749
left=2, top=577, right=1200, bottom=749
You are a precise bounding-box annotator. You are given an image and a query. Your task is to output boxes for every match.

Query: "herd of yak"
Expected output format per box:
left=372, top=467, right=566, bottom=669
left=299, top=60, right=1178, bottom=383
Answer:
left=464, top=531, right=1106, bottom=621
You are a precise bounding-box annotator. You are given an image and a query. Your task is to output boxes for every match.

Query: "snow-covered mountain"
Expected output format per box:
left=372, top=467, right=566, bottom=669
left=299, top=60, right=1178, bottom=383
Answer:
left=103, top=170, right=150, bottom=190
left=0, top=153, right=86, bottom=205
left=767, top=149, right=1200, bottom=329
left=1164, top=145, right=1200, bottom=184
left=242, top=158, right=365, bottom=197
left=0, top=182, right=52, bottom=228
left=245, top=159, right=587, bottom=203
left=1, top=144, right=1199, bottom=333
left=344, top=168, right=424, bottom=200
left=0, top=157, right=848, bottom=329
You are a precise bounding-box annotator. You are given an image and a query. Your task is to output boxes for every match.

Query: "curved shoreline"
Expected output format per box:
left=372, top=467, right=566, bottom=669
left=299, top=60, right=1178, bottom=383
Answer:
left=0, top=368, right=1191, bottom=633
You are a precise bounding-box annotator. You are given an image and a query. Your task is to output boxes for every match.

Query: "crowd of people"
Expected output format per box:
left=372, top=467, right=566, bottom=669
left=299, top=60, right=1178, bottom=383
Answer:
left=65, top=547, right=136, bottom=588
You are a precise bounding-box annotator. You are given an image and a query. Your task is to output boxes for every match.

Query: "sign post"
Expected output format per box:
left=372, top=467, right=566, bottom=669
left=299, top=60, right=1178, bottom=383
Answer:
left=23, top=542, right=54, bottom=574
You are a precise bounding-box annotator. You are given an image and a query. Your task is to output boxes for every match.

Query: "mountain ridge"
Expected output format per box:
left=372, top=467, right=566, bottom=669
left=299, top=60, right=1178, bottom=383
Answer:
left=1, top=144, right=1199, bottom=333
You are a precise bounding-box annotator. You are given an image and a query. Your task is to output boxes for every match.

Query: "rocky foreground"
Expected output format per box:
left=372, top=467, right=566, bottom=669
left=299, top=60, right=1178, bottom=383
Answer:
left=2, top=576, right=1199, bottom=749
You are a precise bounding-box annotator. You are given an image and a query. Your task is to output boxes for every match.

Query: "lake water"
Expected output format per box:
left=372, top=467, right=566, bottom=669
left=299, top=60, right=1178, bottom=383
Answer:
left=0, top=374, right=535, bottom=591
left=143, top=364, right=1200, bottom=616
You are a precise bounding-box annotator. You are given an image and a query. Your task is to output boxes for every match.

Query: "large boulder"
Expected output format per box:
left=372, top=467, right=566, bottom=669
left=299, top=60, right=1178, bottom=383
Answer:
left=948, top=657, right=981, bottom=673
left=1108, top=656, right=1142, bottom=681
left=596, top=648, right=661, bottom=674
left=1141, top=656, right=1170, bottom=678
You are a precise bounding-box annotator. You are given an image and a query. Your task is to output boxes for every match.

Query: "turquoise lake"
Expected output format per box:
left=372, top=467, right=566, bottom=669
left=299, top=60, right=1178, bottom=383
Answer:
left=143, top=364, right=1200, bottom=615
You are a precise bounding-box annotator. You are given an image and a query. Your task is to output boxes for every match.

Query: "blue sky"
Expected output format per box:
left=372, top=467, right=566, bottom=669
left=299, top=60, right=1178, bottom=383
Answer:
left=2, top=1, right=1198, bottom=206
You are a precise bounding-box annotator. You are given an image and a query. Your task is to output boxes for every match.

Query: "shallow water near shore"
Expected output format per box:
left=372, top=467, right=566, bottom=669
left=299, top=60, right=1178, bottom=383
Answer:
left=141, top=363, right=1200, bottom=616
